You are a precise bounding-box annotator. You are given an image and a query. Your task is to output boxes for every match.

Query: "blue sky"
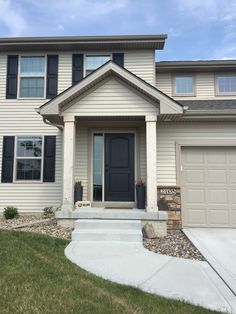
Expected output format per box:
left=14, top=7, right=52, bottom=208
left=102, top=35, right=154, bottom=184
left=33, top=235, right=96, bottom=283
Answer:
left=0, top=0, right=236, bottom=61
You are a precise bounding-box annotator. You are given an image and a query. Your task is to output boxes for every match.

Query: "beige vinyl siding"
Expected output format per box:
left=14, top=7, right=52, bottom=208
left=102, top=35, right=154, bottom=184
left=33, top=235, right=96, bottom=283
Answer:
left=64, top=77, right=158, bottom=116
left=139, top=126, right=146, bottom=182
left=156, top=122, right=236, bottom=186
left=125, top=50, right=155, bottom=85
left=0, top=53, right=63, bottom=213
left=58, top=53, right=72, bottom=93
left=156, top=72, right=236, bottom=100
left=75, top=126, right=89, bottom=201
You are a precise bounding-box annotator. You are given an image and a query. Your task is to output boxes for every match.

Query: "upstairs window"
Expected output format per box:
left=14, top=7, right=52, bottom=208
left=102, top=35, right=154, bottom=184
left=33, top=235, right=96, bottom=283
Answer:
left=85, top=55, right=110, bottom=76
left=216, top=75, right=236, bottom=94
left=19, top=56, right=45, bottom=98
left=15, top=136, right=42, bottom=181
left=174, top=75, right=194, bottom=96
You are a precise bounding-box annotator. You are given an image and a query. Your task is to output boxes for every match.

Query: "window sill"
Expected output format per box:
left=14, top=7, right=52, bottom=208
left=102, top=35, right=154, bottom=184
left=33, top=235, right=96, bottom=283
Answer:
left=215, top=93, right=236, bottom=96
left=172, top=94, right=196, bottom=97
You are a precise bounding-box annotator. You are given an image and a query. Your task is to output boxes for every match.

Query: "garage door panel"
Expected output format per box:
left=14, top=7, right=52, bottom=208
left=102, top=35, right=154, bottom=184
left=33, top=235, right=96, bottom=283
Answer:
left=207, top=209, right=230, bottom=226
left=227, top=150, right=236, bottom=164
left=206, top=150, right=227, bottom=163
left=230, top=190, right=236, bottom=204
left=185, top=208, right=206, bottom=226
left=230, top=171, right=236, bottom=184
left=207, top=170, right=227, bottom=184
left=208, top=189, right=229, bottom=204
left=182, top=149, right=204, bottom=164
left=181, top=147, right=236, bottom=228
left=231, top=210, right=236, bottom=226
left=182, top=169, right=204, bottom=184
left=184, top=188, right=205, bottom=204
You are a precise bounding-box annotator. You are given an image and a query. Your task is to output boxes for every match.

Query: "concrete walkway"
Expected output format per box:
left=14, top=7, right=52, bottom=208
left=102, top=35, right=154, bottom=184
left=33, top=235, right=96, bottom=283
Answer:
left=184, top=228, right=236, bottom=296
left=65, top=241, right=236, bottom=313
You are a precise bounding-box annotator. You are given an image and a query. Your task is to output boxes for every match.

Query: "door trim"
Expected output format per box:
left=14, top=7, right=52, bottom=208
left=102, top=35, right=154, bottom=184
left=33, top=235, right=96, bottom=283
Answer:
left=90, top=129, right=139, bottom=203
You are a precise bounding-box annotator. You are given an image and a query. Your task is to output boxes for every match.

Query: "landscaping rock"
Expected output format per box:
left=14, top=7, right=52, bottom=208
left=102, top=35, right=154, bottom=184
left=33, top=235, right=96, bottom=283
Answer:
left=143, top=223, right=156, bottom=239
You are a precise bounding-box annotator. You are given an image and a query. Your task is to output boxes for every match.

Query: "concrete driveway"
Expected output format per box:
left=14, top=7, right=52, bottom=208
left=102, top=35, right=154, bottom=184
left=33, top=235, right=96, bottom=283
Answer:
left=184, top=228, right=236, bottom=296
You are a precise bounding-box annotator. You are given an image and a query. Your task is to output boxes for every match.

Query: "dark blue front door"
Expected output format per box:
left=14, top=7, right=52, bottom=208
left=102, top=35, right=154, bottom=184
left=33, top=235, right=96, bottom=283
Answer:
left=105, top=133, right=134, bottom=201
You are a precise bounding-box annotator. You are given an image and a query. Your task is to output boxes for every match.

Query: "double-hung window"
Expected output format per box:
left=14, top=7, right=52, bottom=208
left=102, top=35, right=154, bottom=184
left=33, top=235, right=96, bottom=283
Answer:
left=19, top=56, right=45, bottom=98
left=15, top=136, right=42, bottom=181
left=85, top=55, right=110, bottom=76
left=174, top=75, right=194, bottom=96
left=216, top=74, right=236, bottom=95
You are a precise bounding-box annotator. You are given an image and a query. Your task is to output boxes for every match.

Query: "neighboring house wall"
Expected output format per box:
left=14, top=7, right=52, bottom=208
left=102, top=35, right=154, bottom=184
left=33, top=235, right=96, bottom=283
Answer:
left=156, top=72, right=236, bottom=100
left=156, top=121, right=236, bottom=185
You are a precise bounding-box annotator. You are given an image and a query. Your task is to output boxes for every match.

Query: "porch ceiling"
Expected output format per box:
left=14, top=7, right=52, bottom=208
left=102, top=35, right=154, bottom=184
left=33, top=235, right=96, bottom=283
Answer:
left=38, top=61, right=183, bottom=119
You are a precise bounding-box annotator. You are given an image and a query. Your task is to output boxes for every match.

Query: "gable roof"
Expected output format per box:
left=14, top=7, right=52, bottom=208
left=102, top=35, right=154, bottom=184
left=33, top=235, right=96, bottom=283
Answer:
left=39, top=61, right=183, bottom=116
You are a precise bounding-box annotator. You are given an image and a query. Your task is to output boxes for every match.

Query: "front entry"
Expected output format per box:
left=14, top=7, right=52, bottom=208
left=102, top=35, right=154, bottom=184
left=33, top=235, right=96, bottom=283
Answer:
left=105, top=133, right=134, bottom=201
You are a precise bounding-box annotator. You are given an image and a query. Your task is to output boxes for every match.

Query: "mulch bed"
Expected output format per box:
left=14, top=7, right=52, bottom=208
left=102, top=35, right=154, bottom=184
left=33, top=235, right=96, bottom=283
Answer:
left=0, top=215, right=204, bottom=260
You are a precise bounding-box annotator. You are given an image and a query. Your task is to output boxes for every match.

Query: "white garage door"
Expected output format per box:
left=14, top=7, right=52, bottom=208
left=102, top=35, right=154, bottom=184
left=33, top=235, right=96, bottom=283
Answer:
left=181, top=147, right=236, bottom=228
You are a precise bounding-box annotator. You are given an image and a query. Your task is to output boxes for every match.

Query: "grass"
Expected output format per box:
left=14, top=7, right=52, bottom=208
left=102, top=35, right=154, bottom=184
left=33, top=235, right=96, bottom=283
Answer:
left=0, top=230, right=219, bottom=314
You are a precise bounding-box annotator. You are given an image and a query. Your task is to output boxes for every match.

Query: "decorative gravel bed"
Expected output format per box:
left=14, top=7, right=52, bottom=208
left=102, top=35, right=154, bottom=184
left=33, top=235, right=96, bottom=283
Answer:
left=0, top=216, right=73, bottom=240
left=0, top=216, right=204, bottom=260
left=144, top=230, right=205, bottom=261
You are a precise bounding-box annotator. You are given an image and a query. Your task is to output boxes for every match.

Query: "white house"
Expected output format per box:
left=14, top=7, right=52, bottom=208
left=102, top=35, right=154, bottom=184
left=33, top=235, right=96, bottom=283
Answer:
left=0, top=34, right=236, bottom=234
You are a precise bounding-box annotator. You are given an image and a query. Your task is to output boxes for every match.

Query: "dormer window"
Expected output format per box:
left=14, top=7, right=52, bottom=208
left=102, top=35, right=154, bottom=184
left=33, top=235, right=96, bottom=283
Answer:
left=216, top=74, right=236, bottom=95
left=174, top=75, right=194, bottom=96
left=19, top=56, right=46, bottom=98
left=85, top=55, right=110, bottom=76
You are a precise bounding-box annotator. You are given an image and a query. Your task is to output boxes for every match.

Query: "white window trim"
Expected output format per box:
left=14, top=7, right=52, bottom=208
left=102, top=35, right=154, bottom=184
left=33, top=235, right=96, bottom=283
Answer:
left=215, top=73, right=236, bottom=96
left=17, top=54, right=47, bottom=100
left=172, top=74, right=196, bottom=97
left=13, top=135, right=44, bottom=183
left=84, top=53, right=112, bottom=77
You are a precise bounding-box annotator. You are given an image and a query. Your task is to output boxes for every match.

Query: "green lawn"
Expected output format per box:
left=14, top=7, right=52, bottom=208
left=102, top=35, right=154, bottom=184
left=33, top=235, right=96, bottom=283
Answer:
left=0, top=230, right=219, bottom=314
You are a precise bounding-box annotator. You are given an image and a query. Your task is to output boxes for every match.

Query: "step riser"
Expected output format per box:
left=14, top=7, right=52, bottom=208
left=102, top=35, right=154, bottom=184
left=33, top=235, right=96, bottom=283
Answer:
left=75, top=221, right=141, bottom=230
left=72, top=233, right=142, bottom=242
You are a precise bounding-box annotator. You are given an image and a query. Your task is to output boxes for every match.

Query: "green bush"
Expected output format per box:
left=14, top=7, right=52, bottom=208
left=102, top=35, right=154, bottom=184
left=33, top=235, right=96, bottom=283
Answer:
left=43, top=206, right=55, bottom=217
left=3, top=206, right=19, bottom=220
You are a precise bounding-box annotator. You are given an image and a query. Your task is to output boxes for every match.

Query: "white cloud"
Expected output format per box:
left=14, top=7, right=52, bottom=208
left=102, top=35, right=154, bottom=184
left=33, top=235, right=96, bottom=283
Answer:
left=57, top=24, right=65, bottom=31
left=0, top=0, right=27, bottom=36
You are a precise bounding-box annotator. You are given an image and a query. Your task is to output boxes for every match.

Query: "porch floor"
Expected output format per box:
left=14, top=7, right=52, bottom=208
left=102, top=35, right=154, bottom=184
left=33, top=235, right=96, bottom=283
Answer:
left=56, top=208, right=167, bottom=221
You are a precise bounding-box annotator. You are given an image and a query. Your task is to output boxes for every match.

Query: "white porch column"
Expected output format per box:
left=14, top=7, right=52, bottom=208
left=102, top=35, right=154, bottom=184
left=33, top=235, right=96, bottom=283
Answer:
left=145, top=115, right=158, bottom=212
left=61, top=115, right=76, bottom=212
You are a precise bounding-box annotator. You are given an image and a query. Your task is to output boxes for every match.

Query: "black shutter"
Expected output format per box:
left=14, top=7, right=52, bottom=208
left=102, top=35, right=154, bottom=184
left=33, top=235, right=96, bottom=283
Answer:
left=6, top=55, right=18, bottom=99
left=72, top=54, right=84, bottom=85
left=43, top=136, right=56, bottom=182
left=1, top=136, right=15, bottom=183
left=46, top=55, right=58, bottom=99
left=113, top=53, right=124, bottom=67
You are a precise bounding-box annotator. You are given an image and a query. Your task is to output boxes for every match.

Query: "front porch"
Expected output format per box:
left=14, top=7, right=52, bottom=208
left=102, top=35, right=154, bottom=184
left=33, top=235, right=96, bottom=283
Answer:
left=38, top=61, right=183, bottom=234
left=60, top=115, right=158, bottom=212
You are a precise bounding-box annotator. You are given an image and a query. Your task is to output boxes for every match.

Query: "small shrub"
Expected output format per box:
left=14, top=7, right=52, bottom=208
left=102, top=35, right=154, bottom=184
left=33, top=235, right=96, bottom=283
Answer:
left=74, top=181, right=82, bottom=188
left=3, top=206, right=19, bottom=220
left=43, top=206, right=55, bottom=217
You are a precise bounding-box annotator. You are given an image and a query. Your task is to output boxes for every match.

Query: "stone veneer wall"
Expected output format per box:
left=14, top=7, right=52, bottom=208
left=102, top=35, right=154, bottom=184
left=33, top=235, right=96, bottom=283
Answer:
left=157, top=186, right=181, bottom=230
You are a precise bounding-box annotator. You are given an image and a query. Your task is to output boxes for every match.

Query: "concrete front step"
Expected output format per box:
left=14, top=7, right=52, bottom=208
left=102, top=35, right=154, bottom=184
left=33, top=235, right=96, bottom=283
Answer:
left=75, top=219, right=141, bottom=230
left=72, top=219, right=143, bottom=243
left=72, top=229, right=142, bottom=242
